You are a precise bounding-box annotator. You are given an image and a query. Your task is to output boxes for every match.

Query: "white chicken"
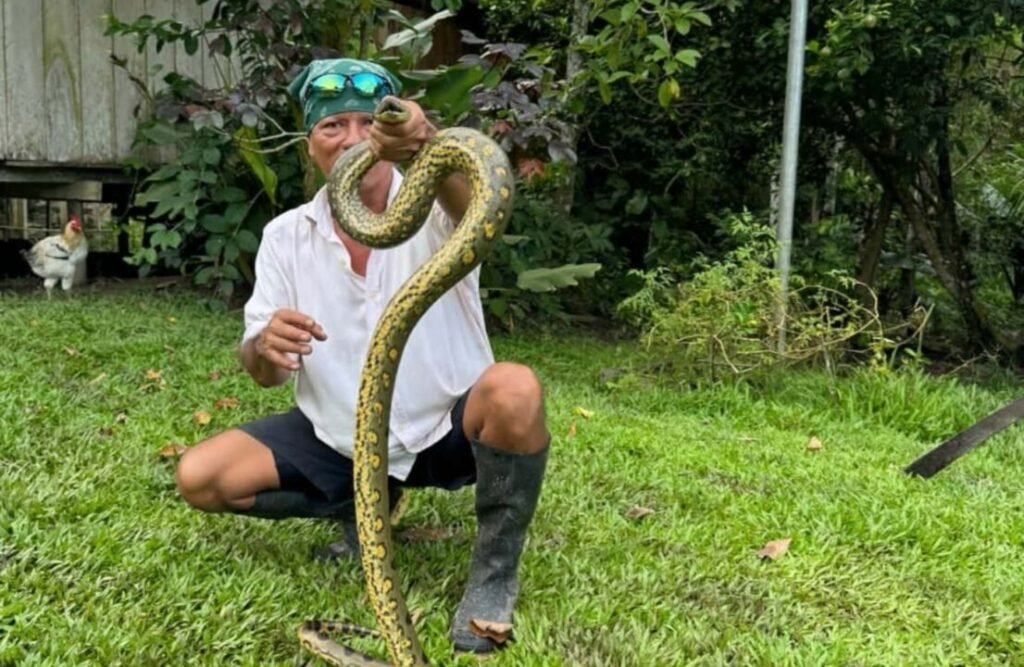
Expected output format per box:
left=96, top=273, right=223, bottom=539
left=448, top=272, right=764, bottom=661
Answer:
left=22, top=216, right=89, bottom=297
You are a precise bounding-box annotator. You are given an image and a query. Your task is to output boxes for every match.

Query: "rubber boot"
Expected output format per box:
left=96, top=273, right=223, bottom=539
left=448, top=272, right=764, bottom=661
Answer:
left=450, top=439, right=549, bottom=653
left=312, top=483, right=405, bottom=562
left=243, top=489, right=353, bottom=519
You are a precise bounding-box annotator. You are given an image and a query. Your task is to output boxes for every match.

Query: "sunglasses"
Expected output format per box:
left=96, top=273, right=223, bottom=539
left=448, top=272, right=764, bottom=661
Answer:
left=309, top=72, right=394, bottom=99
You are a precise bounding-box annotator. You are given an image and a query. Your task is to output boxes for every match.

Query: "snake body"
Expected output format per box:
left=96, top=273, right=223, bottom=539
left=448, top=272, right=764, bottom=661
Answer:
left=297, top=100, right=515, bottom=666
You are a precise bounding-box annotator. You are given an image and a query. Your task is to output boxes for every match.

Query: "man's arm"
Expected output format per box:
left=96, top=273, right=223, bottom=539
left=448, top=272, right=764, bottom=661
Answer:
left=241, top=310, right=328, bottom=388
left=240, top=335, right=292, bottom=388
left=369, top=98, right=473, bottom=224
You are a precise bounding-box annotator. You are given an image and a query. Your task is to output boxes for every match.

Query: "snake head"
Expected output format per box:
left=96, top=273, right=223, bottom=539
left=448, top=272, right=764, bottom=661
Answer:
left=374, top=97, right=411, bottom=125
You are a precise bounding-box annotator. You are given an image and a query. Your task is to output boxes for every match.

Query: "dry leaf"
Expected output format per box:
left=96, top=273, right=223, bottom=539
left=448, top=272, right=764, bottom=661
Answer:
left=194, top=410, right=212, bottom=426
left=756, top=538, right=792, bottom=561
left=567, top=420, right=577, bottom=438
left=470, top=619, right=512, bottom=644
left=145, top=369, right=163, bottom=381
left=98, top=426, right=116, bottom=437
left=115, top=412, right=128, bottom=423
left=63, top=347, right=79, bottom=356
left=208, top=371, right=221, bottom=382
left=159, top=443, right=188, bottom=458
left=88, top=373, right=107, bottom=385
left=625, top=505, right=655, bottom=521
left=572, top=406, right=594, bottom=419
left=214, top=397, right=239, bottom=410
left=807, top=437, right=823, bottom=451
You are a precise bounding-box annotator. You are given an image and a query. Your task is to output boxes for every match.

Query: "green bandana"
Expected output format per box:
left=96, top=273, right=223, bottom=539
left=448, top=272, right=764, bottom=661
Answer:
left=287, top=59, right=403, bottom=132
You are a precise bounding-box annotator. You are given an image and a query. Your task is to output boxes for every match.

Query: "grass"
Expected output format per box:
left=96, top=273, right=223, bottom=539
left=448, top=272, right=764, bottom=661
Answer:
left=2, top=285, right=1024, bottom=666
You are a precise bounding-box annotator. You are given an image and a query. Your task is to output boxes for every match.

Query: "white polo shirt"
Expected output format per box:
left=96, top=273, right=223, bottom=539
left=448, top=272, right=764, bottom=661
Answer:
left=242, top=171, right=494, bottom=480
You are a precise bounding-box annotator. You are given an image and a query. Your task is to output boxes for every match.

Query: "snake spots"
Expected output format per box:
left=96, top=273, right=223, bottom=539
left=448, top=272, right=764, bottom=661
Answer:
left=500, top=186, right=511, bottom=200
left=389, top=348, right=398, bottom=362
left=484, top=223, right=496, bottom=240
left=462, top=249, right=476, bottom=265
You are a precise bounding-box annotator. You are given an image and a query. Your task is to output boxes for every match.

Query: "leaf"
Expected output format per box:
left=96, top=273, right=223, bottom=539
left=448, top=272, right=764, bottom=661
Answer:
left=159, top=442, right=188, bottom=458
left=567, top=420, right=577, bottom=438
left=382, top=10, right=453, bottom=51
left=115, top=412, right=128, bottom=423
left=140, top=121, right=181, bottom=145
left=756, top=538, right=792, bottom=561
left=234, top=127, right=278, bottom=204
left=807, top=436, right=823, bottom=451
left=99, top=426, right=116, bottom=437
left=145, top=369, right=163, bottom=381
left=516, top=263, right=602, bottom=292
left=63, top=347, right=79, bottom=356
left=572, top=406, right=594, bottom=419
left=208, top=371, right=222, bottom=381
left=625, top=505, right=655, bottom=521
left=675, top=49, right=701, bottom=67
left=214, top=397, right=239, bottom=410
left=88, top=373, right=107, bottom=385
left=194, top=410, right=211, bottom=426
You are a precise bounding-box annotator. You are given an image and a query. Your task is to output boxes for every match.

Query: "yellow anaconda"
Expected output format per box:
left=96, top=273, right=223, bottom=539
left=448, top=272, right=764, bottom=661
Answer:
left=297, top=99, right=515, bottom=666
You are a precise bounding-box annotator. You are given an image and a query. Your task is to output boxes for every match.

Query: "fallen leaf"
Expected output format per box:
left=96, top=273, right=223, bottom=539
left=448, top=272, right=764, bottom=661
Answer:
left=572, top=406, right=594, bottom=419
left=807, top=436, right=823, bottom=451
left=164, top=345, right=175, bottom=354
left=756, top=538, right=792, bottom=561
left=625, top=505, right=655, bottom=521
left=88, top=372, right=108, bottom=385
left=145, top=369, right=163, bottom=381
left=470, top=619, right=512, bottom=644
left=567, top=420, right=577, bottom=438
left=98, top=426, right=116, bottom=437
left=167, top=316, right=177, bottom=324
left=194, top=410, right=212, bottom=426
left=214, top=397, right=239, bottom=410
left=115, top=412, right=128, bottom=423
left=63, top=347, right=79, bottom=356
left=159, top=443, right=188, bottom=458
left=208, top=371, right=222, bottom=382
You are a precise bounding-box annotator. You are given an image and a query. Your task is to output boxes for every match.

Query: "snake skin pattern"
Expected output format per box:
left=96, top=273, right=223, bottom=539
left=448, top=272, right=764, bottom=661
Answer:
left=296, top=101, right=515, bottom=666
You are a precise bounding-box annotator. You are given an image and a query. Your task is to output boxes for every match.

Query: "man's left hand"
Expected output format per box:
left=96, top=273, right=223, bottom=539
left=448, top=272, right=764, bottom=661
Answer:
left=369, top=97, right=435, bottom=163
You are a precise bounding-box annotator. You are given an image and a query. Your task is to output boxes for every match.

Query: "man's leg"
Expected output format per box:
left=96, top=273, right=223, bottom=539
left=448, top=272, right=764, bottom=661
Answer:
left=175, top=428, right=354, bottom=519
left=452, top=361, right=550, bottom=653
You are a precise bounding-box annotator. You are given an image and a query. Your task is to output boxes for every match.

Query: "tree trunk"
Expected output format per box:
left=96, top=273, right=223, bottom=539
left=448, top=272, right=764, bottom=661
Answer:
left=855, top=189, right=892, bottom=306
left=552, top=0, right=590, bottom=214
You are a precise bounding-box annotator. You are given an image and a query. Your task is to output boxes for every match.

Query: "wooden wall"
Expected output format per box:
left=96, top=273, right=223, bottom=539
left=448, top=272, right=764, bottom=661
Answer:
left=0, top=0, right=234, bottom=167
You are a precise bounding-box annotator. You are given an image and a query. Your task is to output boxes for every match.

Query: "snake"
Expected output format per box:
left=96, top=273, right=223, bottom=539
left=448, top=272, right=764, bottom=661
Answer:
left=296, top=98, right=516, bottom=666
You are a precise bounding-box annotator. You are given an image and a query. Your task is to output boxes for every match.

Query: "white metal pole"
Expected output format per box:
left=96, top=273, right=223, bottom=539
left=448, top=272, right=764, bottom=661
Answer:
left=775, top=0, right=809, bottom=354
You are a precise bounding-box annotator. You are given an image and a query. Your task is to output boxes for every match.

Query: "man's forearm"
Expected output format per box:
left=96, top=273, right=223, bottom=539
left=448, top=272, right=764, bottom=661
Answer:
left=438, top=172, right=472, bottom=224
left=240, top=337, right=291, bottom=388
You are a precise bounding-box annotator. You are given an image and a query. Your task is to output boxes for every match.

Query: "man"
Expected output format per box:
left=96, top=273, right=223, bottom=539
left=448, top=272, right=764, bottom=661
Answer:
left=174, top=58, right=550, bottom=653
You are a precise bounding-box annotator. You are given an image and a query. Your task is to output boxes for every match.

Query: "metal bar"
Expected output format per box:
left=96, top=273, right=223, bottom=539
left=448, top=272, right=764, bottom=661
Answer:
left=905, top=397, right=1024, bottom=478
left=775, top=0, right=809, bottom=353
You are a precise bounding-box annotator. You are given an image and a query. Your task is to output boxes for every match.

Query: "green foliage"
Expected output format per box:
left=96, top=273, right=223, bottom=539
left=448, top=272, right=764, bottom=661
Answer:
left=617, top=210, right=900, bottom=382
left=575, top=0, right=724, bottom=109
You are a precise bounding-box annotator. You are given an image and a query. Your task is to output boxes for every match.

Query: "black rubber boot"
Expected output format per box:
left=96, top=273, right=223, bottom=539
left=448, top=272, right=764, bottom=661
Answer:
left=243, top=489, right=353, bottom=519
left=450, top=439, right=549, bottom=653
left=312, top=484, right=405, bottom=562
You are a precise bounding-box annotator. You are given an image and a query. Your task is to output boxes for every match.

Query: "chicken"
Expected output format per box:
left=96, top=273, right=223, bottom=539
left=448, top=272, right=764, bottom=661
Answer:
left=22, top=216, right=89, bottom=297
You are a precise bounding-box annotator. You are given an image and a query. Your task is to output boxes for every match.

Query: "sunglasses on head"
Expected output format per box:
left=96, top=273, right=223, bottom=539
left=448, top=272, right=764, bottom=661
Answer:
left=309, top=72, right=394, bottom=99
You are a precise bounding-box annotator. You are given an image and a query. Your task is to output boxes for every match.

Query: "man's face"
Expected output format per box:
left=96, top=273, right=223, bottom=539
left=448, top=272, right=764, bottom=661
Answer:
left=308, top=111, right=374, bottom=175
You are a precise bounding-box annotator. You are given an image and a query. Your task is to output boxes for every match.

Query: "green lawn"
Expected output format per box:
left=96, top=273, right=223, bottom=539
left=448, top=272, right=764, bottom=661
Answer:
left=2, top=286, right=1024, bottom=666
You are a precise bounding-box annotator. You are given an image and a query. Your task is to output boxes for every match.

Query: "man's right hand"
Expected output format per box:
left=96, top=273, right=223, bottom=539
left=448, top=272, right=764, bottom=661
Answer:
left=254, top=309, right=328, bottom=371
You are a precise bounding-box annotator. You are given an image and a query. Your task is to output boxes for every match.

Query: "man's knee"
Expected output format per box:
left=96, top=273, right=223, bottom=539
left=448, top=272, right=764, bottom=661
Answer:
left=175, top=447, right=216, bottom=509
left=477, top=362, right=543, bottom=414
left=470, top=363, right=548, bottom=450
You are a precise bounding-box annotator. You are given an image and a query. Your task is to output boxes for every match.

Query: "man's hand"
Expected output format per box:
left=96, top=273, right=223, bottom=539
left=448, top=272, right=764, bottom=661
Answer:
left=368, top=96, right=472, bottom=223
left=254, top=309, right=328, bottom=372
left=368, top=97, right=435, bottom=163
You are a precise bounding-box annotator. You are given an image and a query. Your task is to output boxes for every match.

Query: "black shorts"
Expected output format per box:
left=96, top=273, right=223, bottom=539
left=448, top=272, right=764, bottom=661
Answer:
left=238, top=391, right=475, bottom=502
